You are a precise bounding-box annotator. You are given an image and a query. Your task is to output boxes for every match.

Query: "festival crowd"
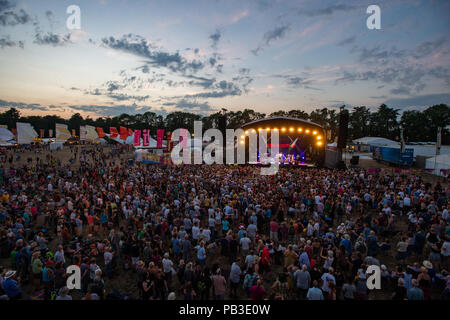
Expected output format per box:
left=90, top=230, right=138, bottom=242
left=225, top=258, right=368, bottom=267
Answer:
left=0, top=145, right=449, bottom=300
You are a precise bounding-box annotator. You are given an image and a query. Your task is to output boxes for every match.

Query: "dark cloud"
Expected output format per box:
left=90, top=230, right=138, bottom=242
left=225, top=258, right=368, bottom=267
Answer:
left=238, top=68, right=250, bottom=75
left=209, top=29, right=221, bottom=49
left=0, top=5, right=31, bottom=26
left=300, top=4, right=357, bottom=17
left=390, top=87, right=411, bottom=95
left=263, top=24, right=290, bottom=45
left=337, top=36, right=356, bottom=46
left=173, top=99, right=216, bottom=114
left=251, top=24, right=290, bottom=55
left=106, top=81, right=121, bottom=92
left=34, top=23, right=71, bottom=46
left=0, top=99, right=47, bottom=111
left=413, top=37, right=446, bottom=59
left=68, top=103, right=153, bottom=117
left=181, top=80, right=244, bottom=99
left=107, top=93, right=150, bottom=102
left=356, top=45, right=406, bottom=64
left=384, top=93, right=450, bottom=109
left=101, top=34, right=205, bottom=74
left=185, top=75, right=216, bottom=89
left=0, top=35, right=23, bottom=49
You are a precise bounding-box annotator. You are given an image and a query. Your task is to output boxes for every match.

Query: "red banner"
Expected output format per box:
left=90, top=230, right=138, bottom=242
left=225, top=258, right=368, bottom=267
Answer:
left=128, top=128, right=133, bottom=137
left=156, top=129, right=164, bottom=148
left=96, top=127, right=105, bottom=138
left=134, top=129, right=141, bottom=146
left=110, top=127, right=118, bottom=138
left=120, top=126, right=128, bottom=140
left=142, top=129, right=150, bottom=147
left=167, top=132, right=173, bottom=152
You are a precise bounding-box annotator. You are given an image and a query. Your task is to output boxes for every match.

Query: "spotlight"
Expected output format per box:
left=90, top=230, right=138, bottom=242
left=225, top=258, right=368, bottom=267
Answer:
left=317, top=135, right=322, bottom=140
left=298, top=128, right=303, bottom=132
left=252, top=129, right=256, bottom=133
left=266, top=127, right=270, bottom=131
left=317, top=141, right=323, bottom=146
left=305, top=129, right=310, bottom=134
left=240, top=135, right=245, bottom=139
left=273, top=128, right=279, bottom=131
left=258, top=128, right=262, bottom=132
left=313, top=130, right=317, bottom=135
left=281, top=127, right=286, bottom=132
left=245, top=130, right=249, bottom=134
left=289, top=127, right=294, bottom=132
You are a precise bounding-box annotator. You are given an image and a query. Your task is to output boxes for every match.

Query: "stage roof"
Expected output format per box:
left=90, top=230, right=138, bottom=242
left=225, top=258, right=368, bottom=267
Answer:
left=242, top=116, right=324, bottom=129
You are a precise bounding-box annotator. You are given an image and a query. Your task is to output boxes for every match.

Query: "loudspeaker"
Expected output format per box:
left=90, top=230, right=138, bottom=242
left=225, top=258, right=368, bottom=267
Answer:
left=337, top=109, right=349, bottom=149
left=350, top=155, right=359, bottom=165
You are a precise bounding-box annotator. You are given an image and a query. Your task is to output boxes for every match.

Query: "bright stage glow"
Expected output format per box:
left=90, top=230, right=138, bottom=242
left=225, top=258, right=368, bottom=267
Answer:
left=289, top=127, right=294, bottom=132
left=317, top=135, right=322, bottom=140
left=281, top=127, right=286, bottom=132
left=298, top=128, right=303, bottom=132
left=313, top=130, right=317, bottom=135
left=305, top=129, right=310, bottom=134
left=317, top=141, right=323, bottom=146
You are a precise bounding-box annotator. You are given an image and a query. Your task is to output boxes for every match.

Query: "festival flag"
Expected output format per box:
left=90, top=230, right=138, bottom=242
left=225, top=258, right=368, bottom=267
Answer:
left=110, top=127, right=118, bottom=139
left=40, top=129, right=44, bottom=138
left=128, top=128, right=133, bottom=137
left=96, top=127, right=105, bottom=138
left=142, top=129, right=150, bottom=147
left=134, top=129, right=141, bottom=146
left=16, top=122, right=38, bottom=144
left=156, top=129, right=164, bottom=148
left=55, top=123, right=71, bottom=142
left=120, top=126, right=128, bottom=140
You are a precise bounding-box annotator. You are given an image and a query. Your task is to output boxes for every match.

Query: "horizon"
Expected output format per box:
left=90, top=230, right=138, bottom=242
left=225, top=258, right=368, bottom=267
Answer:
left=0, top=0, right=449, bottom=119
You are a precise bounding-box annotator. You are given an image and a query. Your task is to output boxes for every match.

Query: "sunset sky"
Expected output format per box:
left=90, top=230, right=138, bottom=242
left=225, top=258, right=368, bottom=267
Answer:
left=0, top=0, right=449, bottom=118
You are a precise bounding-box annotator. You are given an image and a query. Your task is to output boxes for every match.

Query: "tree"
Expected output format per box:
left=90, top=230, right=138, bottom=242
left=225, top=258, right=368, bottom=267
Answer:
left=368, top=104, right=400, bottom=140
left=349, top=106, right=371, bottom=139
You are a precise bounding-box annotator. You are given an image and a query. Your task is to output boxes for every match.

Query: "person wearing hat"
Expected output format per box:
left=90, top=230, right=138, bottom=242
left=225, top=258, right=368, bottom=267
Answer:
left=2, top=270, right=21, bottom=300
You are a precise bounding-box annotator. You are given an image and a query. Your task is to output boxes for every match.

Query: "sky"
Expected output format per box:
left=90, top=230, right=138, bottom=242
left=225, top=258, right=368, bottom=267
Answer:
left=0, top=0, right=449, bottom=119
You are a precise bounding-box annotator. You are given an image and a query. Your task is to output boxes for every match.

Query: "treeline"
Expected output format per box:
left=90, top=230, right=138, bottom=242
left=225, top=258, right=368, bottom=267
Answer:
left=0, top=104, right=448, bottom=144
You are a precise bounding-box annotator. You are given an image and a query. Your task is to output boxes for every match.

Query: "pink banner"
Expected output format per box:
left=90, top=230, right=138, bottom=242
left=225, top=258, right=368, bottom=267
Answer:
left=142, top=129, right=150, bottom=147
left=134, top=129, right=141, bottom=146
left=180, top=128, right=188, bottom=148
left=156, top=129, right=164, bottom=148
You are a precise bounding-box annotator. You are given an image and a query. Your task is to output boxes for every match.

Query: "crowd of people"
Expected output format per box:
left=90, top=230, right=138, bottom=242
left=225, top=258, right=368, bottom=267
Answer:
left=0, top=145, right=449, bottom=300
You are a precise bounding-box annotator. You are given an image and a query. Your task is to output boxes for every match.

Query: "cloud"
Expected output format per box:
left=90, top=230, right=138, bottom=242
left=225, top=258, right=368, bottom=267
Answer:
left=251, top=24, right=290, bottom=55
left=390, top=87, right=411, bottom=95
left=183, top=80, right=242, bottom=99
left=337, top=36, right=356, bottom=46
left=300, top=4, right=357, bottom=17
left=171, top=99, right=216, bottom=114
left=263, top=24, right=290, bottom=45
left=68, top=103, right=153, bottom=116
left=0, top=99, right=47, bottom=111
left=209, top=29, right=221, bottom=49
left=413, top=37, right=446, bottom=59
left=0, top=0, right=31, bottom=26
left=0, top=35, right=23, bottom=49
left=107, top=93, right=150, bottom=102
left=384, top=93, right=450, bottom=109
left=185, top=75, right=216, bottom=89
left=101, top=34, right=205, bottom=74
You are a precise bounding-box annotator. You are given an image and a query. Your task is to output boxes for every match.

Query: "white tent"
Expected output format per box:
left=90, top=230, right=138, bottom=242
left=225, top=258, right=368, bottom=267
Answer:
left=17, top=122, right=38, bottom=144
left=353, top=137, right=399, bottom=147
left=425, top=154, right=450, bottom=176
left=0, top=128, right=14, bottom=142
left=50, top=141, right=64, bottom=151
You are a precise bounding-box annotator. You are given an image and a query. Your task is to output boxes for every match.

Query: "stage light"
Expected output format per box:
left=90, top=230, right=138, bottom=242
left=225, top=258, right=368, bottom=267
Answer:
left=240, top=140, right=245, bottom=145
left=289, top=127, right=294, bottom=132
left=281, top=127, right=286, bottom=132
left=298, top=128, right=303, bottom=132
left=266, top=127, right=270, bottom=131
left=305, top=129, right=310, bottom=134
left=313, top=130, right=317, bottom=135
left=317, top=135, right=322, bottom=140
left=273, top=128, right=279, bottom=131
left=245, top=130, right=249, bottom=134
left=240, top=135, right=245, bottom=139
left=317, top=141, right=323, bottom=146
left=252, top=129, right=256, bottom=133
left=258, top=128, right=262, bottom=132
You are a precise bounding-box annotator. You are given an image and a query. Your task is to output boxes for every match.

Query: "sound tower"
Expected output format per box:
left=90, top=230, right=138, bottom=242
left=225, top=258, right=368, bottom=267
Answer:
left=218, top=115, right=227, bottom=163
left=337, top=109, right=349, bottom=149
